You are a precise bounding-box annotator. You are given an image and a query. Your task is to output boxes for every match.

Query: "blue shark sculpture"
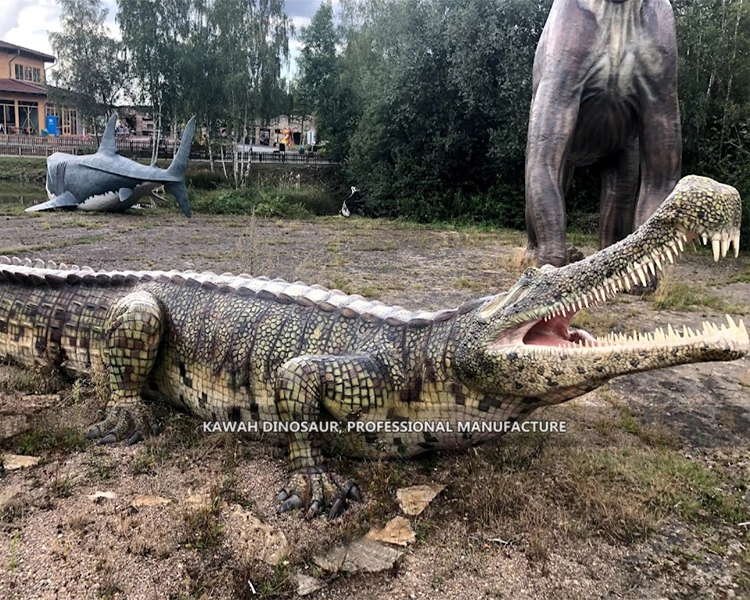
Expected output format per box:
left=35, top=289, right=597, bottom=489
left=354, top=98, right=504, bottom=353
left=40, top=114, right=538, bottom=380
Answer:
left=26, top=115, right=196, bottom=217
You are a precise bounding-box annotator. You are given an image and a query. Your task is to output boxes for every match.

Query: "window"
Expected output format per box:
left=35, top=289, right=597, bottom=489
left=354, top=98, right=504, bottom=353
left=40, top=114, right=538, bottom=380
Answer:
left=24, top=66, right=32, bottom=81
left=32, top=68, right=41, bottom=83
left=0, top=100, right=16, bottom=133
left=14, top=64, right=22, bottom=80
left=18, top=101, right=38, bottom=134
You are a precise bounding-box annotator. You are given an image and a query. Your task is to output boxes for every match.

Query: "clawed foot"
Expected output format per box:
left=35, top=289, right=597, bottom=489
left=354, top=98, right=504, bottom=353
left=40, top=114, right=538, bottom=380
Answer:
left=86, top=405, right=155, bottom=446
left=276, top=467, right=361, bottom=520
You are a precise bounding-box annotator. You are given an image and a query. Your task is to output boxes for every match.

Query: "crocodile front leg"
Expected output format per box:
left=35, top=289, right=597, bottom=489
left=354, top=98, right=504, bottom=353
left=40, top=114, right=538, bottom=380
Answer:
left=86, top=291, right=165, bottom=445
left=274, top=354, right=386, bottom=519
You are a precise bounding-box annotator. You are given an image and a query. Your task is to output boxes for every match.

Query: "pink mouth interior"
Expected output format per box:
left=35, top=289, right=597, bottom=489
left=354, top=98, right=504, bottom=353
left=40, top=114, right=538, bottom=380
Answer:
left=495, top=313, right=597, bottom=349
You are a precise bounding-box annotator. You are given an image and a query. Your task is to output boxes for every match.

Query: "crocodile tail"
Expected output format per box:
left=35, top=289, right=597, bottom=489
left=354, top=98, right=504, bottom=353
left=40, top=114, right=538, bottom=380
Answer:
left=166, top=181, right=191, bottom=217
left=166, top=115, right=196, bottom=179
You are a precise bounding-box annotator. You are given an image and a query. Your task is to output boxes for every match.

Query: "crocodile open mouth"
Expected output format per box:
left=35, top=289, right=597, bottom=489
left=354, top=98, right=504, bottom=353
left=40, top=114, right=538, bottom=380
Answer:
left=496, top=228, right=748, bottom=352
left=522, top=313, right=594, bottom=348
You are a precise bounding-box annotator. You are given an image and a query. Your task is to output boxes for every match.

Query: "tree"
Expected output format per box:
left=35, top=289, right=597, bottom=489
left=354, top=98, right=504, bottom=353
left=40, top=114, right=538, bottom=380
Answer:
left=49, top=0, right=129, bottom=126
left=296, top=1, right=339, bottom=136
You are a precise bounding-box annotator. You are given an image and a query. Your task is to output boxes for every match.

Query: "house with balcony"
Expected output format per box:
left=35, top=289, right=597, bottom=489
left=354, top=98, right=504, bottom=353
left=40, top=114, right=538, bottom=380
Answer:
left=0, top=40, right=82, bottom=136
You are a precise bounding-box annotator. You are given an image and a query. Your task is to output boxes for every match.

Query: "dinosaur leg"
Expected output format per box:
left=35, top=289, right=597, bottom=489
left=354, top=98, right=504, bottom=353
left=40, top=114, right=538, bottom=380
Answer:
left=87, top=291, right=164, bottom=445
left=598, top=138, right=639, bottom=249
left=525, top=78, right=582, bottom=267
left=633, top=17, right=681, bottom=229
left=274, top=354, right=384, bottom=519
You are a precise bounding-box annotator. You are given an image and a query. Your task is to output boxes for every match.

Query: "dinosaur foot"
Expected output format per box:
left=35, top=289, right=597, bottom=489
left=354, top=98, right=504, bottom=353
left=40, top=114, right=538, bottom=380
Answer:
left=276, top=467, right=361, bottom=520
left=86, top=405, right=155, bottom=446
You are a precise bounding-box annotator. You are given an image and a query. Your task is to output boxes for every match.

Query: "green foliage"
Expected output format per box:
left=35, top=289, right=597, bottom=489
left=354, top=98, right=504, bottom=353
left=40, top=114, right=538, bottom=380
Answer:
left=49, top=0, right=129, bottom=124
left=188, top=185, right=314, bottom=218
left=342, top=0, right=551, bottom=222
left=295, top=0, right=750, bottom=245
left=116, top=0, right=292, bottom=138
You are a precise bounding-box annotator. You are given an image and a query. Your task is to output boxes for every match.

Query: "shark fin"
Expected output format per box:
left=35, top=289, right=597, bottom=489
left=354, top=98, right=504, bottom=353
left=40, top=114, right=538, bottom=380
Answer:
left=97, top=115, right=119, bottom=155
left=165, top=181, right=191, bottom=217
left=166, top=116, right=196, bottom=179
left=119, top=187, right=133, bottom=203
left=25, top=191, right=79, bottom=212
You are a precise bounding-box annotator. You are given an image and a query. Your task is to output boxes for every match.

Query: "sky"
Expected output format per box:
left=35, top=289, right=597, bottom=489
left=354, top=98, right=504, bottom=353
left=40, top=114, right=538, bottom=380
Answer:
left=0, top=0, right=334, bottom=77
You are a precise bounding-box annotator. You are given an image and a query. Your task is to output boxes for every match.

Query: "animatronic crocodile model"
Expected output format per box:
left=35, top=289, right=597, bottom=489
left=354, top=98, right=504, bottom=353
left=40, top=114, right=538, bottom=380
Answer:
left=0, top=176, right=746, bottom=520
left=525, top=0, right=681, bottom=266
left=25, top=115, right=196, bottom=216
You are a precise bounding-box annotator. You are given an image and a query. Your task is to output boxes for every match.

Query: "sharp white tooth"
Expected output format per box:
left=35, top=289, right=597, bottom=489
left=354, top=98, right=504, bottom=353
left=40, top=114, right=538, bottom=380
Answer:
left=670, top=241, right=679, bottom=255
left=594, top=288, right=602, bottom=302
left=648, top=262, right=656, bottom=276
left=637, top=267, right=648, bottom=287
left=665, top=247, right=674, bottom=264
left=667, top=324, right=676, bottom=339
left=712, top=239, right=720, bottom=262
left=654, top=255, right=663, bottom=271
left=677, top=237, right=684, bottom=252
left=740, top=320, right=747, bottom=336
left=727, top=315, right=737, bottom=329
left=688, top=327, right=696, bottom=337
left=631, top=272, right=640, bottom=286
left=623, top=277, right=631, bottom=291
left=732, top=234, right=740, bottom=257
left=702, top=234, right=708, bottom=245
left=683, top=325, right=689, bottom=338
left=721, top=239, right=729, bottom=258
left=583, top=296, right=590, bottom=308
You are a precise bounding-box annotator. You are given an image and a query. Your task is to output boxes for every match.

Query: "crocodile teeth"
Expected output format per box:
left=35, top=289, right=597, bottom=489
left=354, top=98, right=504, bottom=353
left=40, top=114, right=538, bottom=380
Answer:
left=721, top=238, right=729, bottom=258
left=712, top=239, right=721, bottom=262
left=676, top=237, right=685, bottom=252
left=636, top=267, right=648, bottom=287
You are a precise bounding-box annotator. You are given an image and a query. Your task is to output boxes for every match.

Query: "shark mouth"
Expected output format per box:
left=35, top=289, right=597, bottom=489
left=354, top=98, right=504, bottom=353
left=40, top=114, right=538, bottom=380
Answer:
left=493, top=228, right=748, bottom=354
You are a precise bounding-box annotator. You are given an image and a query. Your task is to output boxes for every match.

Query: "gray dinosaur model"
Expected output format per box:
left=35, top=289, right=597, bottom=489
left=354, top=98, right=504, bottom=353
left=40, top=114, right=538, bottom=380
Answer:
left=524, top=0, right=681, bottom=267
left=26, top=115, right=196, bottom=217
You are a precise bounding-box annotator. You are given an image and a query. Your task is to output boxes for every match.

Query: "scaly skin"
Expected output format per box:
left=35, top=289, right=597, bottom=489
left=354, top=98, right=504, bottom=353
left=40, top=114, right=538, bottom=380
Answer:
left=0, top=175, right=747, bottom=519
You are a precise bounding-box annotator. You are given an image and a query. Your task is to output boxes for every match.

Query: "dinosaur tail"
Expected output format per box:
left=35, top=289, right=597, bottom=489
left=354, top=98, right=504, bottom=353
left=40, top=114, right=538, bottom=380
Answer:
left=165, top=116, right=196, bottom=218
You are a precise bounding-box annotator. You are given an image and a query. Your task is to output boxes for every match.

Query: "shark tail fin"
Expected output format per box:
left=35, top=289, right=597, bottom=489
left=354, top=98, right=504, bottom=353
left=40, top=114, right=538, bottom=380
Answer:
left=166, top=181, right=191, bottom=217
left=166, top=116, right=196, bottom=179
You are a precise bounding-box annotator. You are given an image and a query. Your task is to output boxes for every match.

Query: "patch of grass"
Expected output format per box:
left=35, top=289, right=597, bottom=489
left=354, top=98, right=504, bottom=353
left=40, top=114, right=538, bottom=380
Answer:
left=182, top=505, right=224, bottom=553
left=652, top=276, right=746, bottom=313
left=328, top=276, right=353, bottom=295
left=448, top=426, right=750, bottom=557
left=0, top=363, right=66, bottom=395
left=453, top=277, right=485, bottom=291
left=8, top=424, right=86, bottom=456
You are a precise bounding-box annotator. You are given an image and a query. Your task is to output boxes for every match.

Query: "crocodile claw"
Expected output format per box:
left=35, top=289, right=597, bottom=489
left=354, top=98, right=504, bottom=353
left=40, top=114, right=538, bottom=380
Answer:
left=86, top=405, right=152, bottom=446
left=277, top=494, right=303, bottom=513
left=97, top=433, right=119, bottom=445
left=305, top=500, right=324, bottom=520
left=328, top=497, right=345, bottom=520
left=276, top=468, right=362, bottom=519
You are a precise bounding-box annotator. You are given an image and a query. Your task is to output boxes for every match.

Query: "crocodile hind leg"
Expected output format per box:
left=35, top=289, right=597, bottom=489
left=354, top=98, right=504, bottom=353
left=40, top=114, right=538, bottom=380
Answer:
left=86, top=291, right=165, bottom=445
left=274, top=354, right=373, bottom=519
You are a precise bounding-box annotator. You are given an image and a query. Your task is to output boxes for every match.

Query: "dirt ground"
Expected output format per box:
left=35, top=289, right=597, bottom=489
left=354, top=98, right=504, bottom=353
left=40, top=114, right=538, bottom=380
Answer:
left=0, top=210, right=749, bottom=600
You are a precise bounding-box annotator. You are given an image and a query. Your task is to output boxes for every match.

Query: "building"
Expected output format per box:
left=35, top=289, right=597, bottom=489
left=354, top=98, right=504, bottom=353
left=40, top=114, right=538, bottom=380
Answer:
left=253, top=115, right=315, bottom=148
left=0, top=40, right=81, bottom=136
